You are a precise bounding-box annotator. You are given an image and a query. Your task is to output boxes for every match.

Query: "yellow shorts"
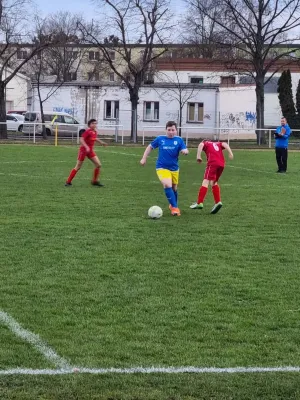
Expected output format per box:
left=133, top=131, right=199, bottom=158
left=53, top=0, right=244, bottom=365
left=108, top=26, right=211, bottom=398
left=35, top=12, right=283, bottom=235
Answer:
left=156, top=169, right=179, bottom=185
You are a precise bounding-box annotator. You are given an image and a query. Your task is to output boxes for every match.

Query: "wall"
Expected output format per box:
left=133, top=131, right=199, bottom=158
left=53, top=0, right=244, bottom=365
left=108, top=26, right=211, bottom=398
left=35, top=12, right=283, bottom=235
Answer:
left=5, top=72, right=29, bottom=111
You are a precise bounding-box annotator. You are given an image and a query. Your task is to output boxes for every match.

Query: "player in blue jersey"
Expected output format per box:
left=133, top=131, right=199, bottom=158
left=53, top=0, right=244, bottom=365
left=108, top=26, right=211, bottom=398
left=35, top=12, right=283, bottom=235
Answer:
left=140, top=121, right=189, bottom=216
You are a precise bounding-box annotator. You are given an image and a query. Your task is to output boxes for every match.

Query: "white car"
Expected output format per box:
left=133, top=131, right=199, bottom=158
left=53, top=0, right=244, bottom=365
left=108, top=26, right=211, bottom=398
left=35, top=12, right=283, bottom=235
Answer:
left=7, top=114, right=25, bottom=132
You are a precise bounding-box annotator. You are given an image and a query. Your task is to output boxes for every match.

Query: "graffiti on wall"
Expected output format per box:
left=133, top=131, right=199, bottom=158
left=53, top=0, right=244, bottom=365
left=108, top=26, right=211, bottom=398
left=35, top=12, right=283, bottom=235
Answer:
left=53, top=106, right=76, bottom=116
left=220, top=111, right=256, bottom=132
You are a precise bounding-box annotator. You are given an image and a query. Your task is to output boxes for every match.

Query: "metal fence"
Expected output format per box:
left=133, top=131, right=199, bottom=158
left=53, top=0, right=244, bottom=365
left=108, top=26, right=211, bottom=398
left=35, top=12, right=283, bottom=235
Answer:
left=1, top=121, right=300, bottom=148
left=2, top=122, right=125, bottom=145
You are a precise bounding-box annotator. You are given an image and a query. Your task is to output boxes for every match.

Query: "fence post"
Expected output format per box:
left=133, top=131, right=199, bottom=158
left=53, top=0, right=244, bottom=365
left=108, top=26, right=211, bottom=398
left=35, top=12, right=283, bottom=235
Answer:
left=122, top=126, right=124, bottom=145
left=55, top=124, right=58, bottom=147
left=269, top=129, right=272, bottom=149
left=185, top=128, right=189, bottom=147
left=142, top=127, right=145, bottom=146
left=33, top=123, right=36, bottom=144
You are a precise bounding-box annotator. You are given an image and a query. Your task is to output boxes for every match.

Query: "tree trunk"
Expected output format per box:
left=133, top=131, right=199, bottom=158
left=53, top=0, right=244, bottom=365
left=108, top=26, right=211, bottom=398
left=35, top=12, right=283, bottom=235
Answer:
left=130, top=88, right=139, bottom=143
left=255, top=76, right=266, bottom=145
left=178, top=107, right=183, bottom=137
left=37, top=85, right=47, bottom=140
left=0, top=81, right=7, bottom=139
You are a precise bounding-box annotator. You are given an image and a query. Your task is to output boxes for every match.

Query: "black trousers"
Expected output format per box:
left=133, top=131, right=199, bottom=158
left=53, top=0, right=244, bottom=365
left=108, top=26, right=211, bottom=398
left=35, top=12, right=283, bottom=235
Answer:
left=275, top=147, right=288, bottom=172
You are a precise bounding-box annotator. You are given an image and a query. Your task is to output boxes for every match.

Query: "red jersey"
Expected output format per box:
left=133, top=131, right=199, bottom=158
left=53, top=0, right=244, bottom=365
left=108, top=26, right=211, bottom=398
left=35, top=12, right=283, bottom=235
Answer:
left=81, top=129, right=97, bottom=149
left=203, top=141, right=225, bottom=166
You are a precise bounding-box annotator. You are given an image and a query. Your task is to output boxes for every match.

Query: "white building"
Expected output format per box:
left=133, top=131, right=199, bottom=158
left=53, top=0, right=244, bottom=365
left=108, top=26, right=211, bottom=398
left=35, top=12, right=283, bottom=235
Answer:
left=29, top=58, right=300, bottom=140
left=3, top=68, right=30, bottom=112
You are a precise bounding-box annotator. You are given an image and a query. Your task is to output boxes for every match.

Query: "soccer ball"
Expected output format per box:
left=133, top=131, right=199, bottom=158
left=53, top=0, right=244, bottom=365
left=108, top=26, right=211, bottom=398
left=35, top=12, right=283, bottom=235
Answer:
left=148, top=206, right=163, bottom=219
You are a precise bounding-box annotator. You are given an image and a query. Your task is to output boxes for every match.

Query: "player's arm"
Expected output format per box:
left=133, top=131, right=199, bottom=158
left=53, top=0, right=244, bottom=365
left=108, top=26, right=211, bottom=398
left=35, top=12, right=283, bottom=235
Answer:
left=140, top=145, right=153, bottom=166
left=196, top=142, right=204, bottom=163
left=222, top=142, right=234, bottom=160
left=96, top=138, right=108, bottom=146
left=80, top=136, right=90, bottom=152
left=180, top=139, right=189, bottom=155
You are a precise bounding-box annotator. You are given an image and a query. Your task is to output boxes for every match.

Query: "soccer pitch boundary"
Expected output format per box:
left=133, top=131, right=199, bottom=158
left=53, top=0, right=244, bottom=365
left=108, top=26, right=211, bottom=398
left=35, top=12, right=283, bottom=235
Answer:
left=1, top=309, right=300, bottom=376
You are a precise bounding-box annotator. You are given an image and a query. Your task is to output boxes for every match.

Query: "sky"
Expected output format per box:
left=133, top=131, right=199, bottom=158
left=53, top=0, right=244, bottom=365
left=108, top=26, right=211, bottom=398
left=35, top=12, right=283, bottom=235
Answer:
left=34, top=0, right=186, bottom=18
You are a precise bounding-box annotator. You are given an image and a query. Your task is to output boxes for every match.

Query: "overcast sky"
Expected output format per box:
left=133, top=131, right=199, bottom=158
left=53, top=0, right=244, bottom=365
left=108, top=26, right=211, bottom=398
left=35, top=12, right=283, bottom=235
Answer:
left=34, top=0, right=186, bottom=18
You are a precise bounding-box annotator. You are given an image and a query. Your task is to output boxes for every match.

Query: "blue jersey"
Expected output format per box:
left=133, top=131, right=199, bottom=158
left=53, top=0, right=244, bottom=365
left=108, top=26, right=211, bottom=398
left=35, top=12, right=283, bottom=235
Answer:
left=150, top=135, right=187, bottom=171
left=275, top=124, right=291, bottom=148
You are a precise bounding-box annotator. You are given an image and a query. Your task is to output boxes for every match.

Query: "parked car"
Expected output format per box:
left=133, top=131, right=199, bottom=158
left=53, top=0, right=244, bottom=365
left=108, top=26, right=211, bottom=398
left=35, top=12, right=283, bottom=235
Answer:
left=6, top=114, right=25, bottom=132
left=23, top=111, right=82, bottom=137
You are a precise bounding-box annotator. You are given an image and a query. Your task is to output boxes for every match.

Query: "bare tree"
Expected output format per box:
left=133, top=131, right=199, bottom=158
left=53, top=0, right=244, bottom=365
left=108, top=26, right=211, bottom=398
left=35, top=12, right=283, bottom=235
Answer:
left=0, top=0, right=55, bottom=139
left=185, top=0, right=300, bottom=143
left=31, top=12, right=86, bottom=139
left=79, top=0, right=172, bottom=142
left=155, top=57, right=203, bottom=135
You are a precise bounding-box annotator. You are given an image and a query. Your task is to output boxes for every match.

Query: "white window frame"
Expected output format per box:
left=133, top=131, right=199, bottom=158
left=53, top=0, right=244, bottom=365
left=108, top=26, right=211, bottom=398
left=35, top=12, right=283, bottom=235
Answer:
left=104, top=100, right=119, bottom=120
left=187, top=102, right=204, bottom=123
left=143, top=101, right=159, bottom=121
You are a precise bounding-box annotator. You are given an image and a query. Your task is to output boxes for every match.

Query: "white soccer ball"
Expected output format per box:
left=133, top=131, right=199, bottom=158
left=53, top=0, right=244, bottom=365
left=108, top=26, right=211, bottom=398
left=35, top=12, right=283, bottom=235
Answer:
left=148, top=206, right=163, bottom=219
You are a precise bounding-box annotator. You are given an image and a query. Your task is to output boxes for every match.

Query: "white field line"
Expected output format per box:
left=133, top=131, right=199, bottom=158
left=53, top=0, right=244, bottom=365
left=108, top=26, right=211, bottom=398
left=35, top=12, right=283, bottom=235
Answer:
left=0, top=310, right=71, bottom=370
left=1, top=366, right=300, bottom=376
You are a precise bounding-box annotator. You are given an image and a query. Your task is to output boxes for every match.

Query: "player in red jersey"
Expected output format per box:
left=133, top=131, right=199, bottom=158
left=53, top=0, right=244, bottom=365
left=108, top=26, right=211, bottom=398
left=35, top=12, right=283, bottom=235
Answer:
left=65, top=119, right=107, bottom=187
left=190, top=140, right=233, bottom=214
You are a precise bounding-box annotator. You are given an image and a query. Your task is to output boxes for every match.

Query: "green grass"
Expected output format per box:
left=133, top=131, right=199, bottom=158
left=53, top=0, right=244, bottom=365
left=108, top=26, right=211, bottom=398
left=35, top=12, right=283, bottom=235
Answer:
left=1, top=144, right=300, bottom=399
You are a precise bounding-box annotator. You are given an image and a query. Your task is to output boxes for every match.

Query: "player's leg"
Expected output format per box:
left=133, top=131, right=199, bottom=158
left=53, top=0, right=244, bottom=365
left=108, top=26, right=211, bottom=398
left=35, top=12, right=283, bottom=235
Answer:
left=171, top=171, right=179, bottom=205
left=211, top=167, right=224, bottom=214
left=275, top=147, right=283, bottom=172
left=156, top=169, right=180, bottom=215
left=65, top=154, right=85, bottom=186
left=190, top=166, right=211, bottom=209
left=282, top=148, right=288, bottom=172
left=90, top=155, right=104, bottom=186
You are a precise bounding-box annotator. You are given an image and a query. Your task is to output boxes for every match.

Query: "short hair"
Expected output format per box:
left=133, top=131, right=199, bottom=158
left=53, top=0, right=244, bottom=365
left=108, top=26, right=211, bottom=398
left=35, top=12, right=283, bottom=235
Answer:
left=88, top=119, right=97, bottom=126
left=166, top=121, right=177, bottom=129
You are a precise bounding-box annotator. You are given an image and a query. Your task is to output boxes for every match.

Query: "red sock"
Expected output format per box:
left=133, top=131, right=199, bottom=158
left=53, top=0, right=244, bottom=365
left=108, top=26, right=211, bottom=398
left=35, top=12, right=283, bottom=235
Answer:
left=93, top=167, right=100, bottom=183
left=197, top=186, right=208, bottom=204
left=67, top=168, right=78, bottom=184
left=212, top=185, right=221, bottom=203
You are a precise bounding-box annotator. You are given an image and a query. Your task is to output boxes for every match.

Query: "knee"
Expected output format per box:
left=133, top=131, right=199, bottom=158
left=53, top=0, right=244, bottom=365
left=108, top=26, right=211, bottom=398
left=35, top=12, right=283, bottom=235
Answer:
left=163, top=183, right=172, bottom=189
left=75, top=165, right=81, bottom=171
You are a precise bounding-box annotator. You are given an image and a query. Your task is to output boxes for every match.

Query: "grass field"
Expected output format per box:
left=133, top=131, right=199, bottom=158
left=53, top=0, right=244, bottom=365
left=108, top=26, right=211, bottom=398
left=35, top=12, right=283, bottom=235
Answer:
left=1, top=144, right=300, bottom=399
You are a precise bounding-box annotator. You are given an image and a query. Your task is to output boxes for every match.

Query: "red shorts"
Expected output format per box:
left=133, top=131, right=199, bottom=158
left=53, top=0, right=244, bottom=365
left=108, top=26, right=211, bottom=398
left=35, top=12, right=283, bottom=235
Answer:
left=204, top=164, right=224, bottom=182
left=78, top=147, right=97, bottom=161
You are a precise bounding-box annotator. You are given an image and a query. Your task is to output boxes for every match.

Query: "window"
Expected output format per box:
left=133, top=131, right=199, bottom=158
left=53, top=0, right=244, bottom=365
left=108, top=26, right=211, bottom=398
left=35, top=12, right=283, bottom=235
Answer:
left=6, top=115, right=16, bottom=121
left=44, top=115, right=64, bottom=123
left=89, top=51, right=100, bottom=61
left=143, top=101, right=159, bottom=121
left=88, top=71, right=100, bottom=81
left=187, top=102, right=204, bottom=123
left=64, top=115, right=76, bottom=124
left=144, top=73, right=154, bottom=84
left=109, top=51, right=115, bottom=61
left=66, top=72, right=77, bottom=81
left=17, top=50, right=28, bottom=60
left=190, top=77, right=204, bottom=84
left=239, top=75, right=255, bottom=84
left=68, top=51, right=78, bottom=59
left=104, top=100, right=119, bottom=119
left=109, top=72, right=115, bottom=82
left=221, top=76, right=236, bottom=85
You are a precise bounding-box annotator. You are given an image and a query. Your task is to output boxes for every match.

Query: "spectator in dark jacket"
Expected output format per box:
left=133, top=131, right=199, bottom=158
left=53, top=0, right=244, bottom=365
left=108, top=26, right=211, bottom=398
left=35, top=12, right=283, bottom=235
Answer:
left=275, top=117, right=291, bottom=173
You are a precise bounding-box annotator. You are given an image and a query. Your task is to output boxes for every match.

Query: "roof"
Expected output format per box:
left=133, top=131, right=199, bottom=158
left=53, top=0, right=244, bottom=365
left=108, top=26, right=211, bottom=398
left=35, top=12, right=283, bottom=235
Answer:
left=31, top=81, right=220, bottom=90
